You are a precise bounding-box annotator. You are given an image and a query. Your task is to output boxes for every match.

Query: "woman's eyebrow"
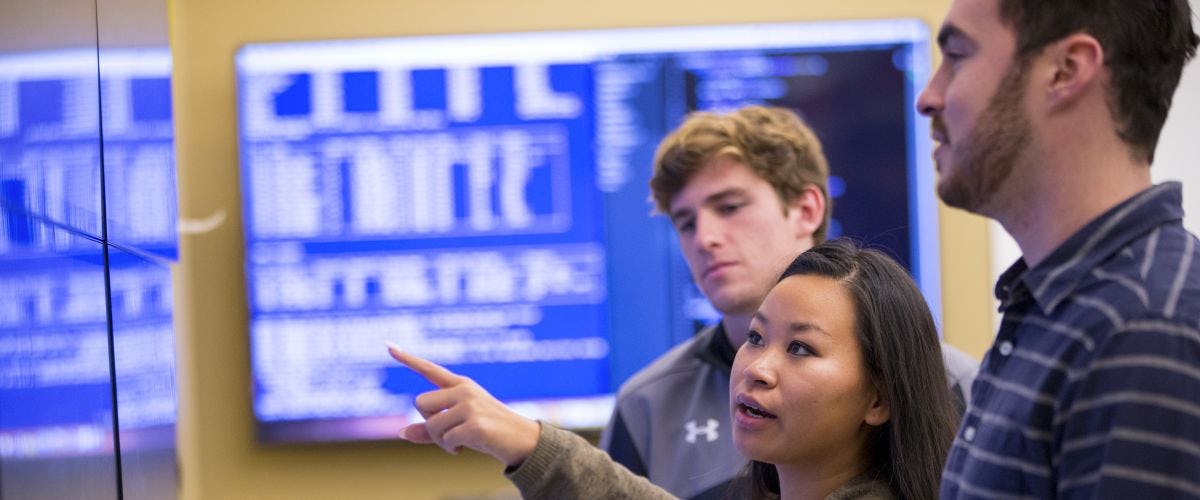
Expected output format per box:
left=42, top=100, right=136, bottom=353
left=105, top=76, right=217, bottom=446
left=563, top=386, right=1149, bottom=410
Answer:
left=789, top=322, right=831, bottom=337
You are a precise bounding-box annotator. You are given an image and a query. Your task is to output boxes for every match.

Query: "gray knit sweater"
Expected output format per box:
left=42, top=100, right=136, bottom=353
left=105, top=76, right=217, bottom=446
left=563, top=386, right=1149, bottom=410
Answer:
left=505, top=424, right=895, bottom=500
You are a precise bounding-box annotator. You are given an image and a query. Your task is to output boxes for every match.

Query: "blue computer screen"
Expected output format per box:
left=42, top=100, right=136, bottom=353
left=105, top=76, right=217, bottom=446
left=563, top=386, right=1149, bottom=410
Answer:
left=235, top=19, right=940, bottom=443
left=0, top=48, right=178, bottom=460
left=0, top=48, right=178, bottom=256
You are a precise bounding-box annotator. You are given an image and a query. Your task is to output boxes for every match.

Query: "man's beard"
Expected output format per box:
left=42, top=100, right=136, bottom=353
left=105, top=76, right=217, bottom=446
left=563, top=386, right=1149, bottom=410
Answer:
left=936, top=60, right=1032, bottom=213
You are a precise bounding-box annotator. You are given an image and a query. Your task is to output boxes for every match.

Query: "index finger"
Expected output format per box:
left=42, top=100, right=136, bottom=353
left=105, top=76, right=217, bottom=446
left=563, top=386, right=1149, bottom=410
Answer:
left=387, top=343, right=463, bottom=388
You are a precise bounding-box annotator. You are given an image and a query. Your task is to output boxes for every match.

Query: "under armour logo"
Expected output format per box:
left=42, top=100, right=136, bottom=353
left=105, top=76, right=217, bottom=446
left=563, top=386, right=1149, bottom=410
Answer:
left=684, top=418, right=719, bottom=443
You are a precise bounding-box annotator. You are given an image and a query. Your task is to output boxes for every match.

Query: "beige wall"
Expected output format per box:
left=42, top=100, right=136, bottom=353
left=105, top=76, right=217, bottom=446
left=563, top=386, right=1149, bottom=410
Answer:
left=169, top=1, right=989, bottom=499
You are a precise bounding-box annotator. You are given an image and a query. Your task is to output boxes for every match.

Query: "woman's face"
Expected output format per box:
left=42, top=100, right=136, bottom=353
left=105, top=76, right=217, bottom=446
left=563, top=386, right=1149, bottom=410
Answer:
left=729, top=274, right=888, bottom=467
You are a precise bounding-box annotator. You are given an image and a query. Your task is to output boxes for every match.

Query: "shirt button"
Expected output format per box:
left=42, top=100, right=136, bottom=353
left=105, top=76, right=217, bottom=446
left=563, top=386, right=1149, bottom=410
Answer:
left=964, top=426, right=976, bottom=442
left=998, top=341, right=1014, bottom=356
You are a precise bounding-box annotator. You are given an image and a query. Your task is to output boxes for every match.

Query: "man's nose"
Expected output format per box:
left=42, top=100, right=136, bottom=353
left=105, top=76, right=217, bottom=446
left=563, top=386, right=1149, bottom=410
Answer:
left=917, top=72, right=945, bottom=117
left=693, top=212, right=723, bottom=250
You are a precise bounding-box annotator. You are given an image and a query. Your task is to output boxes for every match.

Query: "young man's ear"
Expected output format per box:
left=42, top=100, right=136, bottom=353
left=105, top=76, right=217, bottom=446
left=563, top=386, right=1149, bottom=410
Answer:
left=786, top=184, right=826, bottom=240
left=1041, top=33, right=1104, bottom=110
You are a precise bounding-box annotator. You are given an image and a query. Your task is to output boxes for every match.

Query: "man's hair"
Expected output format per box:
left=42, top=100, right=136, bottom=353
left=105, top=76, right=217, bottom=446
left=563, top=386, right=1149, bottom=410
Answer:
left=998, top=0, right=1199, bottom=163
left=744, top=239, right=958, bottom=500
left=648, top=106, right=832, bottom=243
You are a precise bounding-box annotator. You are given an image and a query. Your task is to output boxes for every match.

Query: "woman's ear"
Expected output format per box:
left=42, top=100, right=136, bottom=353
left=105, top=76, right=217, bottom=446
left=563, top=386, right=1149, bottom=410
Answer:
left=864, top=389, right=890, bottom=427
left=785, top=184, right=826, bottom=240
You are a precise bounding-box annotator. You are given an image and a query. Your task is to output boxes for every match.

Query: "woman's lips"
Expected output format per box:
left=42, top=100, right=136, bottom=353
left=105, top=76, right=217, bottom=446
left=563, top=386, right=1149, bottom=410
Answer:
left=734, top=394, right=777, bottom=428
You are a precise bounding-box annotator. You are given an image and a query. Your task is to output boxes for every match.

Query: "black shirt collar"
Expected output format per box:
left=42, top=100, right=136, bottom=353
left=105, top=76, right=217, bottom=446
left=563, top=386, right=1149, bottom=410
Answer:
left=693, top=322, right=737, bottom=372
left=996, top=182, right=1184, bottom=314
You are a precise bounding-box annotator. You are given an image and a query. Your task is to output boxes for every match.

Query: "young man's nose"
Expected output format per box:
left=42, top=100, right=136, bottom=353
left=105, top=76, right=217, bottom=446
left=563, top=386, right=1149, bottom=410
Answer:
left=692, top=212, right=723, bottom=250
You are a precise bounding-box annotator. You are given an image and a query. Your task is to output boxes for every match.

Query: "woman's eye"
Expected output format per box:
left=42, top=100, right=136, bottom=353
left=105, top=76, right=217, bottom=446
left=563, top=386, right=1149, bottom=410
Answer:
left=787, top=341, right=812, bottom=356
left=746, top=330, right=763, bottom=346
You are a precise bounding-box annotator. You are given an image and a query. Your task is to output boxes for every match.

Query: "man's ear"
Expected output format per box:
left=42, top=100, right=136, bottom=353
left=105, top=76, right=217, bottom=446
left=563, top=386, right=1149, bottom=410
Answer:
left=1042, top=33, right=1104, bottom=110
left=785, top=184, right=826, bottom=240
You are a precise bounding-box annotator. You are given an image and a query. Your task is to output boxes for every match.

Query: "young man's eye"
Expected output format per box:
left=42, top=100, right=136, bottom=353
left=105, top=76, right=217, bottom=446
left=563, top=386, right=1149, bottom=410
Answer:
left=786, top=341, right=813, bottom=356
left=674, top=218, right=695, bottom=233
left=718, top=203, right=742, bottom=215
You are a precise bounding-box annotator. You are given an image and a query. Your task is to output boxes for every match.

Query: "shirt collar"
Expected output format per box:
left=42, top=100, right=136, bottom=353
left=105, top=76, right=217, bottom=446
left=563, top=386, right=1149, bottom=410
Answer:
left=692, top=322, right=736, bottom=371
left=997, top=182, right=1185, bottom=314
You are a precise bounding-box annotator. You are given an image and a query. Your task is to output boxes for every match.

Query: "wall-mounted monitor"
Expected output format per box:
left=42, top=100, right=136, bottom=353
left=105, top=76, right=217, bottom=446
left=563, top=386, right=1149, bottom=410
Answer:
left=235, top=19, right=940, bottom=444
left=0, top=47, right=178, bottom=464
left=0, top=48, right=177, bottom=257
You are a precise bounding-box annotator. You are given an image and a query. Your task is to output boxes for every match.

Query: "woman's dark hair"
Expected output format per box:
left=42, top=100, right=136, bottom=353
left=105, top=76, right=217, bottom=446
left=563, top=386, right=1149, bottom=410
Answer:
left=745, top=239, right=958, bottom=500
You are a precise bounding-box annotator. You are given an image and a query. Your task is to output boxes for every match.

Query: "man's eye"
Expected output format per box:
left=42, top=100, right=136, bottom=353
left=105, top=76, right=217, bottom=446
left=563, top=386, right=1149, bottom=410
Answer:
left=674, top=219, right=695, bottom=233
left=942, top=50, right=968, bottom=69
left=787, top=341, right=813, bottom=356
left=718, top=203, right=742, bottom=215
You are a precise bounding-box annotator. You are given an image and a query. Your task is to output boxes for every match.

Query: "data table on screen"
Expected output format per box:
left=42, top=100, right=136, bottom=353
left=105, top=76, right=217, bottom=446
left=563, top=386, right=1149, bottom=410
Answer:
left=234, top=19, right=942, bottom=443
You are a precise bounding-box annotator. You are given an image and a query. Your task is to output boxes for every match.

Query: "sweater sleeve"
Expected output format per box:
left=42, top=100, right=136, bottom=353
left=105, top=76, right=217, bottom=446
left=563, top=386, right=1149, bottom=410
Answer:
left=505, top=423, right=677, bottom=499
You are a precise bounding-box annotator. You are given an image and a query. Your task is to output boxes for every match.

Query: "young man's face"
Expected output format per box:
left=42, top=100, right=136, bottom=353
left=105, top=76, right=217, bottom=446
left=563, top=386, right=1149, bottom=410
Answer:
left=668, top=155, right=812, bottom=319
left=918, top=0, right=1031, bottom=214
